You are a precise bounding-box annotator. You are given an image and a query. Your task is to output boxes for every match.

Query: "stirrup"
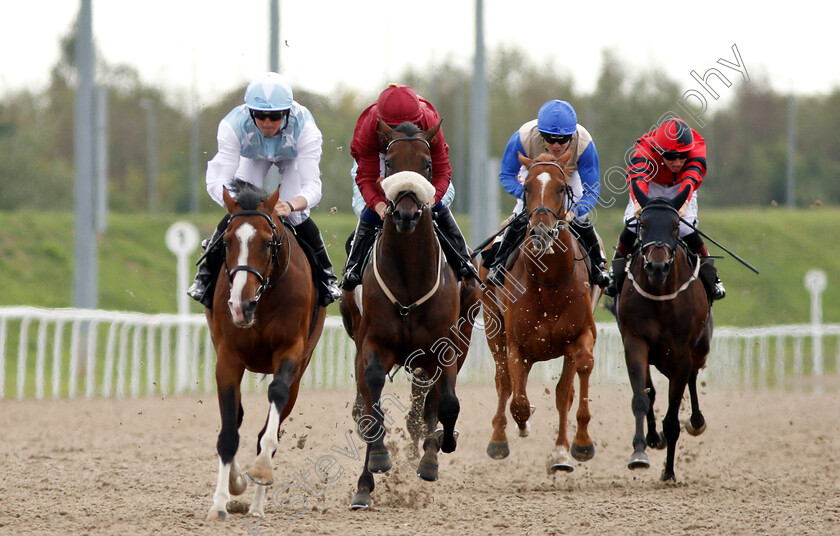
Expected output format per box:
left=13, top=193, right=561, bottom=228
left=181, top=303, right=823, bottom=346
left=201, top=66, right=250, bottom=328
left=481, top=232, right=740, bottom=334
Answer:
left=485, top=264, right=505, bottom=286
left=593, top=265, right=611, bottom=288
left=712, top=280, right=726, bottom=301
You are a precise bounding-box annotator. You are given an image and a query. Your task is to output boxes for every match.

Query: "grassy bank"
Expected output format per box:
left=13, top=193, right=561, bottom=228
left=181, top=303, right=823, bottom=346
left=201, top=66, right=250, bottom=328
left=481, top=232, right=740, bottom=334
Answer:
left=0, top=206, right=836, bottom=327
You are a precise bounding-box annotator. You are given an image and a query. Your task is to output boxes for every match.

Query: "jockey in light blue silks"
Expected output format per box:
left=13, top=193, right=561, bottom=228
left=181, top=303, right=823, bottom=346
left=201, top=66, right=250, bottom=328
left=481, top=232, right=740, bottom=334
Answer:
left=188, top=72, right=341, bottom=308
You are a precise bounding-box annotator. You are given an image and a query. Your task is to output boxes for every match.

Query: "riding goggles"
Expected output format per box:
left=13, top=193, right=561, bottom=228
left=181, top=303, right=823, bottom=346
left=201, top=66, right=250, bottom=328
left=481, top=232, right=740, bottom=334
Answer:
left=661, top=150, right=690, bottom=161
left=540, top=132, right=573, bottom=146
left=250, top=109, right=289, bottom=122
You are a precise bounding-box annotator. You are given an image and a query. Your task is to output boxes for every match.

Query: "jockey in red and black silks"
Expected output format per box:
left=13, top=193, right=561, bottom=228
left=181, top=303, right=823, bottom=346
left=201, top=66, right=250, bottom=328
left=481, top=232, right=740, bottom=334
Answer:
left=605, top=118, right=725, bottom=302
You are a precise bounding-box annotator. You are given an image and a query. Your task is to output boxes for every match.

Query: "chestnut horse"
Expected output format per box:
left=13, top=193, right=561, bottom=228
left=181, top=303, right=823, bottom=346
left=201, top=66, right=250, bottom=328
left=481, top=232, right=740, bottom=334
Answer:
left=480, top=152, right=600, bottom=472
left=205, top=180, right=326, bottom=520
left=617, top=182, right=712, bottom=481
left=340, top=121, right=480, bottom=509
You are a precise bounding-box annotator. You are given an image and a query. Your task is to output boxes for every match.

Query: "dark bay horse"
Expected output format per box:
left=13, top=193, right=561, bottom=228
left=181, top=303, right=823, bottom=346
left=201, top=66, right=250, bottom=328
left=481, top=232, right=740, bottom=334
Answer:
left=617, top=182, right=712, bottom=481
left=480, top=152, right=599, bottom=472
left=340, top=120, right=480, bottom=509
left=205, top=180, right=326, bottom=519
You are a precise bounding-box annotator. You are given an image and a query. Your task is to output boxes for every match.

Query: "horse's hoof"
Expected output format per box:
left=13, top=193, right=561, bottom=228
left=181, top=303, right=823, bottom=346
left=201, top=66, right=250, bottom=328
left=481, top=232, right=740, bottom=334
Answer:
left=518, top=421, right=531, bottom=438
left=350, top=491, right=372, bottom=510
left=570, top=442, right=596, bottom=462
left=628, top=451, right=650, bottom=470
left=660, top=470, right=677, bottom=482
left=206, top=509, right=226, bottom=521
left=486, top=441, right=510, bottom=460
left=368, top=450, right=393, bottom=474
left=548, top=446, right=575, bottom=473
left=647, top=431, right=667, bottom=450
left=417, top=451, right=439, bottom=481
left=229, top=474, right=247, bottom=496
left=686, top=417, right=706, bottom=436
left=435, top=428, right=459, bottom=454
left=246, top=466, right=274, bottom=486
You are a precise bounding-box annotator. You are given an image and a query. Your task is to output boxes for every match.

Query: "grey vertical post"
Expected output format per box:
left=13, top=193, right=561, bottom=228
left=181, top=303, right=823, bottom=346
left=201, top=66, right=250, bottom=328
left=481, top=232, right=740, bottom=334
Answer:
left=270, top=0, right=280, bottom=72
left=469, top=0, right=493, bottom=244
left=95, top=85, right=108, bottom=232
left=786, top=93, right=796, bottom=209
left=189, top=111, right=200, bottom=213
left=454, top=85, right=466, bottom=214
left=73, top=0, right=97, bottom=309
left=141, top=99, right=158, bottom=214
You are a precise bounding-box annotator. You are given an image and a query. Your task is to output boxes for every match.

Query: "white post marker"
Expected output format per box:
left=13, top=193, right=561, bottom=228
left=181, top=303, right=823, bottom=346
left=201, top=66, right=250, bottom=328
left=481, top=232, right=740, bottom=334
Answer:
left=804, top=269, right=827, bottom=381
left=166, top=222, right=200, bottom=392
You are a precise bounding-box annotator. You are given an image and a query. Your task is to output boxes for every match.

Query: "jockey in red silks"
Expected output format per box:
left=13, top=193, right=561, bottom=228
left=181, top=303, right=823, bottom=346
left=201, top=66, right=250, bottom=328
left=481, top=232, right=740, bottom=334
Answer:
left=340, top=84, right=479, bottom=291
left=605, top=118, right=725, bottom=301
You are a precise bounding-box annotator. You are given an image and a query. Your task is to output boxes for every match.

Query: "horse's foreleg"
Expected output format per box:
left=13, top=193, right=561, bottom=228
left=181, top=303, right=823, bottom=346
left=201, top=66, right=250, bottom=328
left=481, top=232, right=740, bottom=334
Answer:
left=417, top=381, right=442, bottom=481
left=645, top=372, right=666, bottom=449
left=685, top=369, right=707, bottom=436
left=406, top=368, right=432, bottom=459
left=350, top=350, right=389, bottom=509
left=437, top=367, right=460, bottom=454
left=570, top=336, right=596, bottom=462
left=507, top=347, right=532, bottom=437
left=487, top=347, right=513, bottom=460
left=661, top=370, right=690, bottom=481
left=625, top=339, right=652, bottom=470
left=208, top=367, right=245, bottom=521
left=359, top=351, right=391, bottom=473
left=549, top=354, right=577, bottom=473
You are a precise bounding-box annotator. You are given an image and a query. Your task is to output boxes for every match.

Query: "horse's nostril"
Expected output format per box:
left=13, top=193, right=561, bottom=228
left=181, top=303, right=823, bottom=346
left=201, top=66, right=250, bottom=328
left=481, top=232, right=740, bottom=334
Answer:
left=243, top=301, right=257, bottom=317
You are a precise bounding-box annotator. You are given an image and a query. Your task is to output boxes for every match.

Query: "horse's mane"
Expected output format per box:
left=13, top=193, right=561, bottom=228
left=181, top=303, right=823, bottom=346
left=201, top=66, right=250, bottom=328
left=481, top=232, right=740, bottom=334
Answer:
left=229, top=179, right=268, bottom=210
left=393, top=122, right=422, bottom=137
left=533, top=152, right=557, bottom=164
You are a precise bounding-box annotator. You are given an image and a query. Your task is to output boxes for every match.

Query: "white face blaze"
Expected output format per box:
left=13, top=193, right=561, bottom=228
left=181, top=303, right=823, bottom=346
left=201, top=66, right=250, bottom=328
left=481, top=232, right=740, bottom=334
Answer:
left=536, top=171, right=551, bottom=203
left=227, top=223, right=257, bottom=323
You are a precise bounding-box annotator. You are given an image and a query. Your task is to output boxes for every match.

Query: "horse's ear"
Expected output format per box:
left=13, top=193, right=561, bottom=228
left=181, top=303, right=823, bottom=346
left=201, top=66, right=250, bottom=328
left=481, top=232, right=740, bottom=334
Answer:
left=424, top=120, right=442, bottom=143
left=517, top=151, right=532, bottom=168
left=222, top=186, right=237, bottom=213
left=377, top=118, right=392, bottom=151
left=672, top=184, right=691, bottom=210
left=631, top=180, right=649, bottom=208
left=266, top=187, right=281, bottom=213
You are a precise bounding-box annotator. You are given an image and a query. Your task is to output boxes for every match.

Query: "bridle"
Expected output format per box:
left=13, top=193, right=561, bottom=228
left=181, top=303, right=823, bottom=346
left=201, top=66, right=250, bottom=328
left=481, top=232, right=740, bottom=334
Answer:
left=223, top=209, right=291, bottom=302
left=523, top=161, right=574, bottom=241
left=626, top=205, right=700, bottom=301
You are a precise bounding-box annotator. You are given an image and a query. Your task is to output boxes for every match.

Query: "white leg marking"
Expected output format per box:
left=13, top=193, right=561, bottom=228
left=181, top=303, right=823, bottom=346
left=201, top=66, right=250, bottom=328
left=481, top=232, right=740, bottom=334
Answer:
left=255, top=402, right=281, bottom=470
left=249, top=485, right=267, bottom=517
left=208, top=457, right=232, bottom=519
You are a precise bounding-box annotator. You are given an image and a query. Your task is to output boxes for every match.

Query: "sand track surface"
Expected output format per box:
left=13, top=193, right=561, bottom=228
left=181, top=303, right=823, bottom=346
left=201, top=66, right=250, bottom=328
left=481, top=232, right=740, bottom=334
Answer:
left=2, top=379, right=839, bottom=535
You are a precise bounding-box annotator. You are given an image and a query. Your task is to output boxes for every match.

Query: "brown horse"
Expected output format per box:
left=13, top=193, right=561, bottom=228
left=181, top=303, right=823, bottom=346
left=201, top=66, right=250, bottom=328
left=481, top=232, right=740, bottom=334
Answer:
left=205, top=180, right=326, bottom=520
left=617, top=182, right=712, bottom=481
left=340, top=121, right=480, bottom=509
left=480, top=152, right=599, bottom=472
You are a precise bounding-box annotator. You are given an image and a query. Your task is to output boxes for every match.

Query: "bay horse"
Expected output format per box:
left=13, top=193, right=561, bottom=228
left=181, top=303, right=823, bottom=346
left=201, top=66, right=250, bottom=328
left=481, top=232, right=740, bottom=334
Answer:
left=205, top=180, right=326, bottom=520
left=339, top=120, right=480, bottom=509
left=480, top=152, right=600, bottom=472
left=617, top=182, right=712, bottom=481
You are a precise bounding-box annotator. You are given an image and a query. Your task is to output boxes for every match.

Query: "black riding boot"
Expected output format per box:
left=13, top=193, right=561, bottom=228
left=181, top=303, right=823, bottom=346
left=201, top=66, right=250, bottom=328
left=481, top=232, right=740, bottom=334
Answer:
left=187, top=215, right=230, bottom=309
left=293, top=218, right=341, bottom=306
left=698, top=257, right=726, bottom=301
left=340, top=220, right=378, bottom=291
left=570, top=221, right=611, bottom=288
left=684, top=232, right=725, bottom=301
left=485, top=213, right=529, bottom=286
left=604, top=255, right=627, bottom=298
left=435, top=208, right=481, bottom=282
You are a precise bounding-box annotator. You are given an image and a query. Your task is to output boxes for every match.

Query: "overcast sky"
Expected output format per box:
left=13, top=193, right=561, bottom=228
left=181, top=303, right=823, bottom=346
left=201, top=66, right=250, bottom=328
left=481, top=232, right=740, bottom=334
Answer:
left=2, top=0, right=837, bottom=108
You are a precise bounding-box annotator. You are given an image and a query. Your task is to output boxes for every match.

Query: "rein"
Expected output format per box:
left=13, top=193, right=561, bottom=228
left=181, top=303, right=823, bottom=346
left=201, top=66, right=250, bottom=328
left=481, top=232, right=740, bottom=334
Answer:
left=371, top=232, right=444, bottom=317
left=625, top=248, right=700, bottom=301
left=224, top=209, right=291, bottom=302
